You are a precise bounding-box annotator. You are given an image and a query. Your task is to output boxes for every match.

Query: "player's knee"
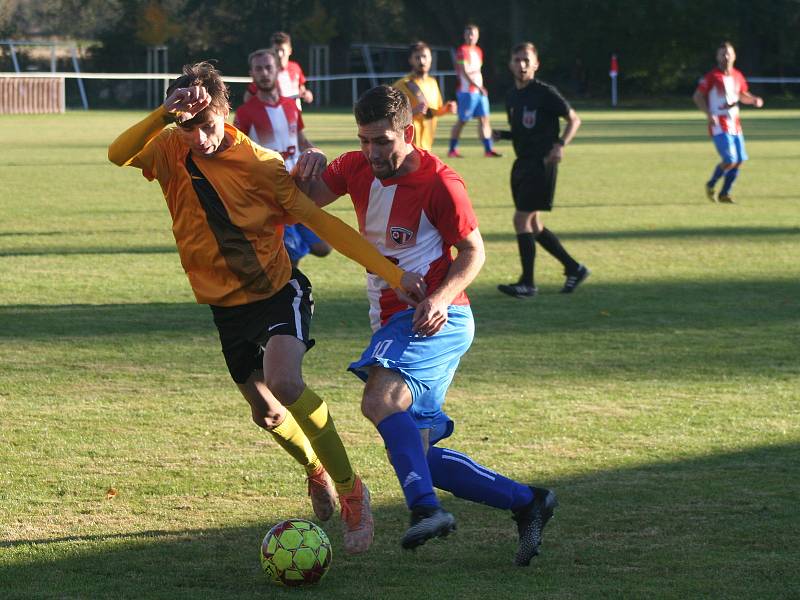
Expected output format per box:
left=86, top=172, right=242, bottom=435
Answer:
left=264, top=373, right=305, bottom=405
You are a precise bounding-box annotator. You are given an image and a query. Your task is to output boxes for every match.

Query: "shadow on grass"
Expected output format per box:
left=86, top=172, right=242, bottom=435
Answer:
left=0, top=245, right=177, bottom=257
left=2, top=443, right=798, bottom=599
left=480, top=226, right=800, bottom=244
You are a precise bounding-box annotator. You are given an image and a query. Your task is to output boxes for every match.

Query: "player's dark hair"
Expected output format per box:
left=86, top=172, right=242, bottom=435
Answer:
left=248, top=48, right=279, bottom=69
left=354, top=85, right=412, bottom=132
left=166, top=61, right=229, bottom=127
left=511, top=42, right=538, bottom=57
left=271, top=31, right=291, bottom=46
left=719, top=40, right=734, bottom=50
left=464, top=23, right=479, bottom=31
left=409, top=41, right=430, bottom=55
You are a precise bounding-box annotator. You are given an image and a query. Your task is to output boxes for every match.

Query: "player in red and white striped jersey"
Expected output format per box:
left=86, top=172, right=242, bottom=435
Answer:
left=295, top=85, right=557, bottom=563
left=692, top=41, right=764, bottom=203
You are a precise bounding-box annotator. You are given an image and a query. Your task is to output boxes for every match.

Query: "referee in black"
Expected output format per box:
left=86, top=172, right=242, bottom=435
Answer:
left=494, top=42, right=589, bottom=298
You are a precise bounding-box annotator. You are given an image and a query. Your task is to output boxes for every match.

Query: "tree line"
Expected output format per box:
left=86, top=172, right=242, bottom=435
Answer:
left=3, top=0, right=799, bottom=101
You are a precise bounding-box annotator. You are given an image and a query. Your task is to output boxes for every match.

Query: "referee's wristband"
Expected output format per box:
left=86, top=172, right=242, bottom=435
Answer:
left=556, top=138, right=566, bottom=147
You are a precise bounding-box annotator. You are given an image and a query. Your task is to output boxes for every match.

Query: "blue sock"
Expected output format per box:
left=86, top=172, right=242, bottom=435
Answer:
left=482, top=137, right=493, bottom=153
left=377, top=412, right=439, bottom=509
left=720, top=167, right=739, bottom=195
left=708, top=164, right=725, bottom=187
left=427, top=446, right=533, bottom=510
left=449, top=138, right=458, bottom=153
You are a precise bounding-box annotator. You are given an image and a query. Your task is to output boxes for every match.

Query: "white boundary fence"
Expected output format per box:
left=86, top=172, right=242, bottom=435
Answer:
left=0, top=71, right=457, bottom=111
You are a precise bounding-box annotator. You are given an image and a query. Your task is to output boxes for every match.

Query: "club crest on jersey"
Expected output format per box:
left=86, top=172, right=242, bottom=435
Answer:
left=389, top=226, right=415, bottom=246
left=522, top=107, right=537, bottom=129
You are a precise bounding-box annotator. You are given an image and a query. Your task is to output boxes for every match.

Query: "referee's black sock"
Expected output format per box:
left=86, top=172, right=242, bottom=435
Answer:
left=516, top=232, right=536, bottom=286
left=536, top=228, right=579, bottom=273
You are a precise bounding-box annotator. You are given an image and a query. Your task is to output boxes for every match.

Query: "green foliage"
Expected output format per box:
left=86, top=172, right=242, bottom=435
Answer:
left=1, top=108, right=799, bottom=598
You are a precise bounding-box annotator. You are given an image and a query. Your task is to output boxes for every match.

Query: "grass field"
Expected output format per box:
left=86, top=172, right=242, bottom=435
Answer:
left=2, top=107, right=799, bottom=599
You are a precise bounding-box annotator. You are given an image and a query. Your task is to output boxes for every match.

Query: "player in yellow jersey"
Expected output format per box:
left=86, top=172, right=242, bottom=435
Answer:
left=108, top=61, right=425, bottom=555
left=393, top=41, right=456, bottom=152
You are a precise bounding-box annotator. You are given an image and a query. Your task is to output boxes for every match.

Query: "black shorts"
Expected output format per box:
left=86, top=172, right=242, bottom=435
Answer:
left=209, top=269, right=315, bottom=384
left=511, top=157, right=558, bottom=212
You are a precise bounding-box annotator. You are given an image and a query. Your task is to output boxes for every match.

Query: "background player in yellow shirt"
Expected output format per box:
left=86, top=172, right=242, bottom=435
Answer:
left=108, top=61, right=425, bottom=555
left=393, top=41, right=456, bottom=152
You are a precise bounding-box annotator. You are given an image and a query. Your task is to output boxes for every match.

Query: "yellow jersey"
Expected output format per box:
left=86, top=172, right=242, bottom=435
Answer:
left=109, top=106, right=404, bottom=306
left=393, top=74, right=444, bottom=151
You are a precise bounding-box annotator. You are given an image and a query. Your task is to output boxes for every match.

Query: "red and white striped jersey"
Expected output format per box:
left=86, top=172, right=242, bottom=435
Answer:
left=277, top=61, right=306, bottom=98
left=234, top=96, right=304, bottom=170
left=322, top=149, right=479, bottom=331
left=696, top=67, right=749, bottom=136
left=456, top=44, right=484, bottom=93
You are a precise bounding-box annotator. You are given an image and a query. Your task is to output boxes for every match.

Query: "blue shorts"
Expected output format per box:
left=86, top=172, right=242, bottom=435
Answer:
left=348, top=305, right=474, bottom=444
left=712, top=133, right=748, bottom=164
left=456, top=92, right=489, bottom=122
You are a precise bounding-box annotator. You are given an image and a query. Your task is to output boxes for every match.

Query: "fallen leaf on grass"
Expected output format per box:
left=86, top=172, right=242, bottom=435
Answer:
left=105, top=488, right=117, bottom=500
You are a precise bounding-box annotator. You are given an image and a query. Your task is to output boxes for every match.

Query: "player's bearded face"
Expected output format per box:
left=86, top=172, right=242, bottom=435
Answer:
left=358, top=120, right=412, bottom=179
left=410, top=50, right=431, bottom=76
left=250, top=56, right=277, bottom=92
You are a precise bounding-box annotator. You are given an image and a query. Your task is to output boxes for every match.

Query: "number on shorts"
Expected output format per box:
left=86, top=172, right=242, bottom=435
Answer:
left=372, top=340, right=393, bottom=359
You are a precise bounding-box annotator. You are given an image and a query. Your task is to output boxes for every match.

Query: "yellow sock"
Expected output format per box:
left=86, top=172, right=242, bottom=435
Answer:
left=287, top=387, right=356, bottom=493
left=269, top=411, right=321, bottom=475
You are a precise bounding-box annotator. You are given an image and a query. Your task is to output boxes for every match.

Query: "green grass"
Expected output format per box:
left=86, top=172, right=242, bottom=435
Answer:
left=1, top=107, right=799, bottom=599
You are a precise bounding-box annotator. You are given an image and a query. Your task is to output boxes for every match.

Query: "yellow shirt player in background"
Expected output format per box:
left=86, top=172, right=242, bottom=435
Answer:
left=393, top=41, right=456, bottom=151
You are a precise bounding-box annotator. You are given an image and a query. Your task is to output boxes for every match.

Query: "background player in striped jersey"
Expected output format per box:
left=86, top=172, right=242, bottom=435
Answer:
left=108, top=62, right=426, bottom=555
left=393, top=41, right=456, bottom=152
left=448, top=24, right=501, bottom=158
left=243, top=31, right=313, bottom=108
left=692, top=41, right=764, bottom=204
left=235, top=48, right=331, bottom=269
left=295, top=85, right=557, bottom=565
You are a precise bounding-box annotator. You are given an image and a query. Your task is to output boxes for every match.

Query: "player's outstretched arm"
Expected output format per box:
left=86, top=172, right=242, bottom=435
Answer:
left=740, top=91, right=764, bottom=108
left=108, top=86, right=211, bottom=167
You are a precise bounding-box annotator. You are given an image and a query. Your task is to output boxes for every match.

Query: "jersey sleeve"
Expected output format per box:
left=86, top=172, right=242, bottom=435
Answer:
left=736, top=70, right=749, bottom=94
left=272, top=160, right=404, bottom=288
left=696, top=71, right=713, bottom=95
left=107, top=105, right=173, bottom=181
left=233, top=104, right=250, bottom=132
left=543, top=85, right=571, bottom=117
left=293, top=63, right=306, bottom=86
left=429, top=171, right=479, bottom=247
left=247, top=82, right=257, bottom=95
left=321, top=152, right=357, bottom=196
left=455, top=46, right=466, bottom=64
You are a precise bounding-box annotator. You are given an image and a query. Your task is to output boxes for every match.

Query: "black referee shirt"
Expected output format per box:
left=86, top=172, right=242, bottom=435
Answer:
left=504, top=79, right=571, bottom=160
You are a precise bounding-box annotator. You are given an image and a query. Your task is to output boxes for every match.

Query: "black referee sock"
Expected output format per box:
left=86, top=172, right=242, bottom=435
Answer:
left=536, top=228, right=579, bottom=273
left=516, top=232, right=536, bottom=286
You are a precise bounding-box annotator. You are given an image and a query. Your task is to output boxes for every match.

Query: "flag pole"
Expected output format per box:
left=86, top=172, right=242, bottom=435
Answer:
left=610, top=54, right=619, bottom=107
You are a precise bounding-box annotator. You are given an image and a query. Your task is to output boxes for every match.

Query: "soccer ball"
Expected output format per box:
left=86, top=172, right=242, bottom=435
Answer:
left=260, top=518, right=332, bottom=587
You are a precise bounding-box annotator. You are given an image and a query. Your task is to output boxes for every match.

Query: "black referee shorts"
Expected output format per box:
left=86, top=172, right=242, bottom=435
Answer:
left=209, top=269, right=315, bottom=384
left=511, top=157, right=558, bottom=212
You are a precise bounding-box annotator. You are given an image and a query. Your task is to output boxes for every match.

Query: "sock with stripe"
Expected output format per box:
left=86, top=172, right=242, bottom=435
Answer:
left=708, top=163, right=725, bottom=187
left=269, top=411, right=321, bottom=476
left=720, top=167, right=739, bottom=196
left=286, top=387, right=356, bottom=494
left=427, top=446, right=533, bottom=510
left=377, top=412, right=439, bottom=509
left=536, top=228, right=579, bottom=273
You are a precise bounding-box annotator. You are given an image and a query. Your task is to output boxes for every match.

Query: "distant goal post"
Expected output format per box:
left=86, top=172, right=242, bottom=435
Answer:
left=0, top=76, right=65, bottom=114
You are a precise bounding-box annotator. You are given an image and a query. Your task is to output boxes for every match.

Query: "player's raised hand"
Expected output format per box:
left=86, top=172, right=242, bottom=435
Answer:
left=164, top=86, right=211, bottom=122
left=291, top=148, right=327, bottom=181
